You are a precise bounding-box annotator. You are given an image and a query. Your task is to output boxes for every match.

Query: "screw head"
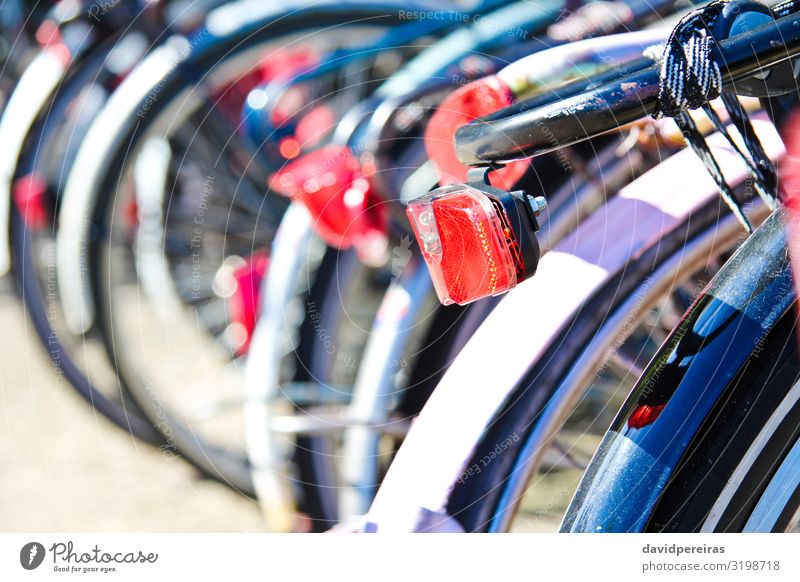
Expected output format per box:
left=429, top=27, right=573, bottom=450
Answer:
left=529, top=195, right=547, bottom=216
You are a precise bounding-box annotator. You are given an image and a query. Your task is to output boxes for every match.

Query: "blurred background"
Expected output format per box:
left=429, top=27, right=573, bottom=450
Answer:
left=0, top=277, right=264, bottom=531
left=8, top=0, right=795, bottom=537
left=0, top=0, right=641, bottom=534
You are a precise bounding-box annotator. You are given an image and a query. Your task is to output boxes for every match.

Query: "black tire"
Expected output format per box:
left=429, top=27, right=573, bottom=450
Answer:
left=10, top=199, right=162, bottom=444
left=290, top=247, right=392, bottom=530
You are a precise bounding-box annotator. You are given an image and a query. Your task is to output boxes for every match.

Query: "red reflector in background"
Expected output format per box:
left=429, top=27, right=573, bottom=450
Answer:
left=425, top=77, right=528, bottom=190
left=13, top=174, right=49, bottom=231
left=271, top=145, right=387, bottom=251
left=627, top=404, right=666, bottom=430
left=229, top=253, right=269, bottom=355
left=293, top=105, right=337, bottom=150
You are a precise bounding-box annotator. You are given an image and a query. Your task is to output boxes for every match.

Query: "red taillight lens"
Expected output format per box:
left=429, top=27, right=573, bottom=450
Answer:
left=36, top=20, right=61, bottom=48
left=270, top=85, right=312, bottom=127
left=782, top=108, right=800, bottom=213
left=425, top=77, right=528, bottom=189
left=215, top=47, right=317, bottom=124
left=271, top=145, right=387, bottom=251
left=407, top=184, right=525, bottom=306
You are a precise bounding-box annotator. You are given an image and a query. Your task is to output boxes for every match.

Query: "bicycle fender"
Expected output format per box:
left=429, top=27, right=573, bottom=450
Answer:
left=562, top=209, right=795, bottom=532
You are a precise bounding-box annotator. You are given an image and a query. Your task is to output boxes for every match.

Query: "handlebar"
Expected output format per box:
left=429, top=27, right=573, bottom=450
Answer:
left=454, top=9, right=800, bottom=165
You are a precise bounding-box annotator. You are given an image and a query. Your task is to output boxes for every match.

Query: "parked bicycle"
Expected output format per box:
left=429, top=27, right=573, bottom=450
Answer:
left=4, top=0, right=800, bottom=535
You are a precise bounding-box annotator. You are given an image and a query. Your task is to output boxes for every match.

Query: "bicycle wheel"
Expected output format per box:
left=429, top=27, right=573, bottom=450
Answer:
left=562, top=209, right=800, bottom=532
left=2, top=0, right=236, bottom=446
left=559, top=106, right=800, bottom=533
left=647, top=299, right=800, bottom=532
left=3, top=25, right=164, bottom=442
left=59, top=1, right=428, bottom=498
left=337, top=131, right=645, bottom=518
left=364, top=116, right=783, bottom=531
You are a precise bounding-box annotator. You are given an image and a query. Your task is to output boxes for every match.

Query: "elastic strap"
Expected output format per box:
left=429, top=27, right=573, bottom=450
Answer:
left=652, top=0, right=728, bottom=119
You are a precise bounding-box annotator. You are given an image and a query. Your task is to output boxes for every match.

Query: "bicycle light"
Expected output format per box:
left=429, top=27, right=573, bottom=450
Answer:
left=271, top=145, right=388, bottom=257
left=425, top=76, right=529, bottom=189
left=407, top=168, right=543, bottom=306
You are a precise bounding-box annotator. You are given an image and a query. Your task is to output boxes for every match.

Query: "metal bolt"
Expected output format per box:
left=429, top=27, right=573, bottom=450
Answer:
left=529, top=195, right=547, bottom=216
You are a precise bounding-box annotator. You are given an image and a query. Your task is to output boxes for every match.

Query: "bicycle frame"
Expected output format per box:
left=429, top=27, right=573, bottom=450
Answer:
left=454, top=5, right=800, bottom=165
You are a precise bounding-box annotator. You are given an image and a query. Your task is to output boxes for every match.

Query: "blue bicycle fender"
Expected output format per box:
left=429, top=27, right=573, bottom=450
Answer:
left=562, top=210, right=796, bottom=532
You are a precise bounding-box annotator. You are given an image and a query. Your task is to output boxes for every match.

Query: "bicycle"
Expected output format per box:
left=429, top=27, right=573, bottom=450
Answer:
left=364, top=0, right=800, bottom=532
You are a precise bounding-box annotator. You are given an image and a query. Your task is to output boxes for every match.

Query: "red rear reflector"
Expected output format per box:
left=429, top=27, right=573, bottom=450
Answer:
left=407, top=183, right=523, bottom=305
left=258, top=47, right=318, bottom=84
left=36, top=20, right=61, bottom=47
left=35, top=21, right=71, bottom=65
left=13, top=174, right=49, bottom=231
left=781, top=108, right=800, bottom=212
left=270, top=86, right=311, bottom=127
left=229, top=253, right=269, bottom=354
left=293, top=104, right=337, bottom=150
left=271, top=146, right=387, bottom=250
left=214, top=47, right=317, bottom=123
left=425, top=77, right=528, bottom=189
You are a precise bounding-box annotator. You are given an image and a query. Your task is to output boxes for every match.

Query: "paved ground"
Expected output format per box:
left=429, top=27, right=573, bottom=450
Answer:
left=0, top=279, right=265, bottom=532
